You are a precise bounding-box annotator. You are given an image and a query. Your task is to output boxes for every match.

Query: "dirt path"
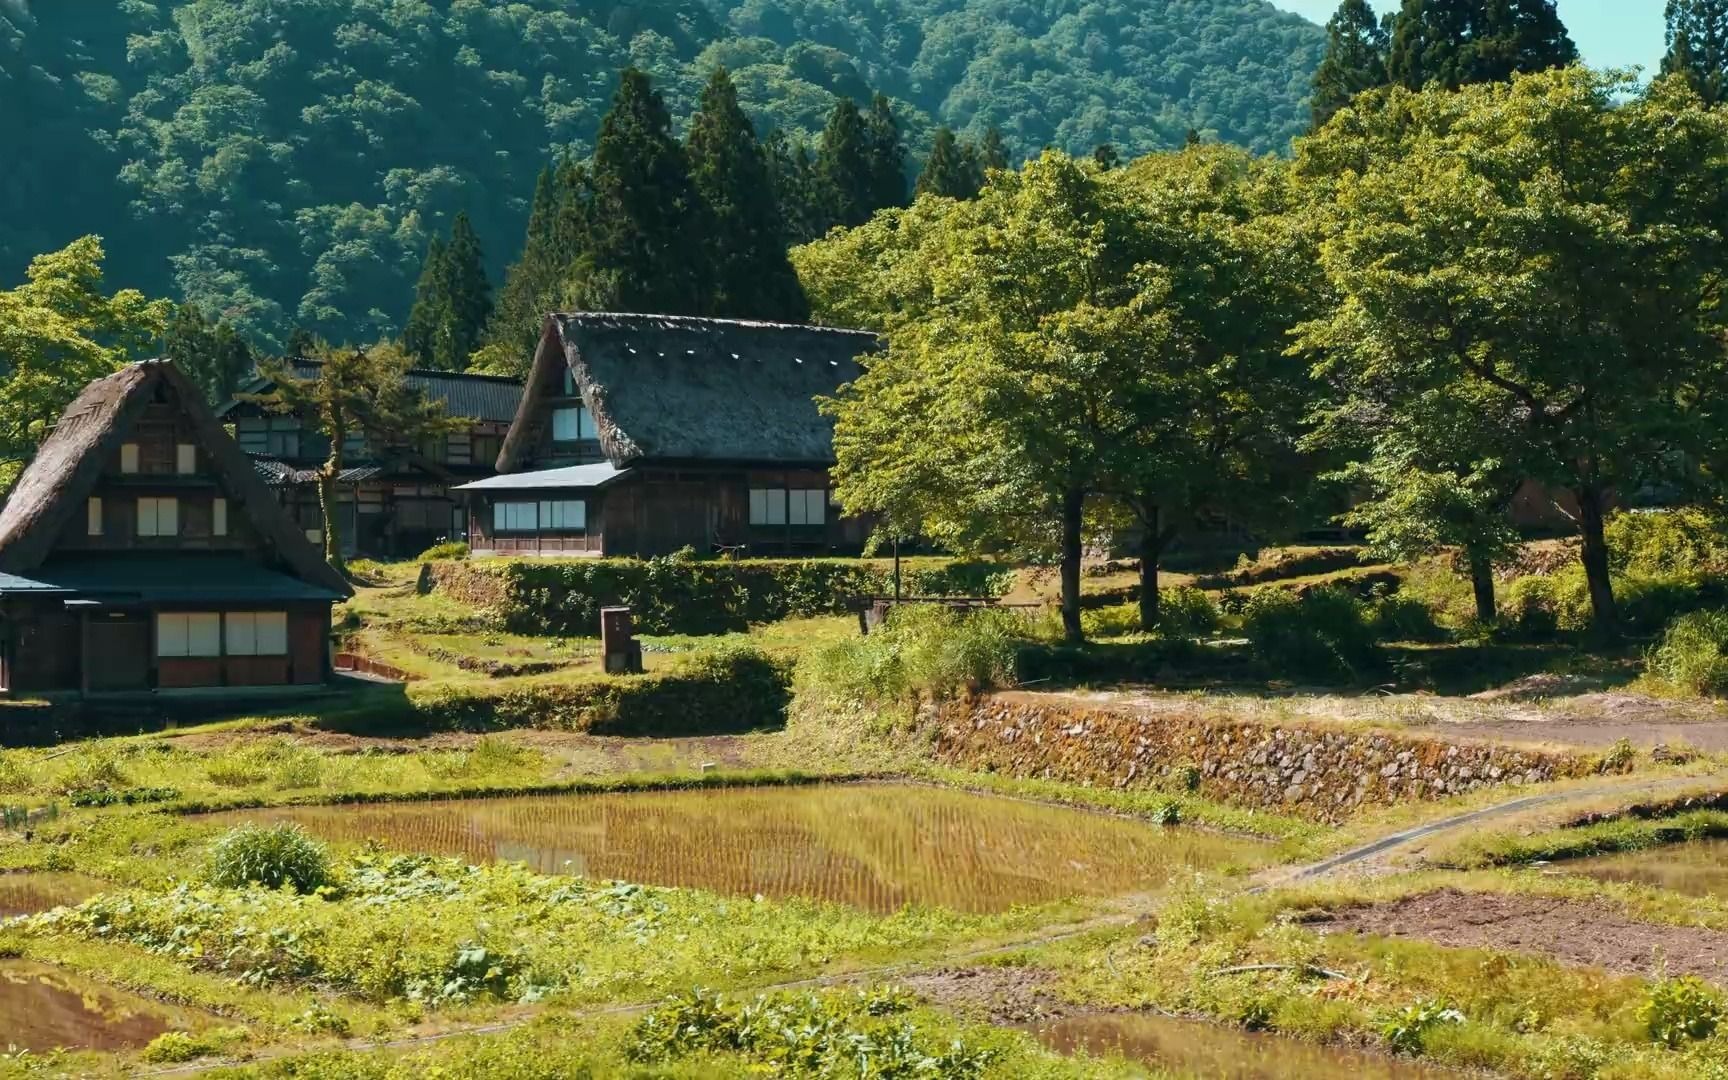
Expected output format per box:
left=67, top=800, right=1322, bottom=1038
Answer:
left=1276, top=773, right=1719, bottom=884
left=1315, top=888, right=1728, bottom=984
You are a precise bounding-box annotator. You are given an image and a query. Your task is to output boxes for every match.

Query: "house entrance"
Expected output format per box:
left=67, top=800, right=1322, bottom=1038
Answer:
left=86, top=613, right=150, bottom=691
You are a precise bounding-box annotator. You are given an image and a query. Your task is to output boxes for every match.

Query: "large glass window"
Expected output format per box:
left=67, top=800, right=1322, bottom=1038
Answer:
left=552, top=406, right=595, bottom=442
left=157, top=613, right=221, bottom=657
left=137, top=497, right=179, bottom=537
left=493, top=501, right=539, bottom=532
left=751, top=488, right=825, bottom=527
left=538, top=500, right=586, bottom=531
left=226, top=612, right=288, bottom=656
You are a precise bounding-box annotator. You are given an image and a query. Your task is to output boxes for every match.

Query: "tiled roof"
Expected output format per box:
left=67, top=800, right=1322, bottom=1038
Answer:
left=453, top=462, right=628, bottom=491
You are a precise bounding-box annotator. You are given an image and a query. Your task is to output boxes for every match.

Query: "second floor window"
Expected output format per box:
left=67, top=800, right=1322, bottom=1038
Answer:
left=552, top=405, right=595, bottom=443
left=138, top=497, right=178, bottom=537
left=87, top=497, right=103, bottom=536
left=120, top=443, right=140, bottom=473
left=176, top=444, right=196, bottom=474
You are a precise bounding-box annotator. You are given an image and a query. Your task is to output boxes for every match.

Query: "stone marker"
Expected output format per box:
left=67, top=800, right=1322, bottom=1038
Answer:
left=601, top=606, right=644, bottom=674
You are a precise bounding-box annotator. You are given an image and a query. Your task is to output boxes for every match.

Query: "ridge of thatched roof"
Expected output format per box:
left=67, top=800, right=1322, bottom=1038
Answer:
left=0, top=361, right=351, bottom=597
left=218, top=357, right=523, bottom=423
left=497, top=313, right=879, bottom=471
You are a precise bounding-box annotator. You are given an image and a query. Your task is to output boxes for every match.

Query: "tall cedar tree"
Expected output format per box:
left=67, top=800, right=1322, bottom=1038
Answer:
left=438, top=212, right=492, bottom=370
left=1388, top=0, right=1576, bottom=90
left=480, top=160, right=594, bottom=373
left=817, top=97, right=876, bottom=231
left=581, top=68, right=710, bottom=314
left=1666, top=0, right=1728, bottom=105
left=864, top=94, right=908, bottom=213
left=978, top=126, right=1011, bottom=172
left=764, top=130, right=825, bottom=243
left=162, top=303, right=254, bottom=406
left=401, top=234, right=447, bottom=367
left=253, top=344, right=462, bottom=572
left=916, top=127, right=983, bottom=199
left=1311, top=0, right=1390, bottom=129
left=684, top=68, right=809, bottom=321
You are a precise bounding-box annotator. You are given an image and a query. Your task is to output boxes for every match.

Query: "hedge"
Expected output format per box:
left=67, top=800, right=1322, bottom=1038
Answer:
left=427, top=553, right=1015, bottom=636
left=401, top=646, right=793, bottom=737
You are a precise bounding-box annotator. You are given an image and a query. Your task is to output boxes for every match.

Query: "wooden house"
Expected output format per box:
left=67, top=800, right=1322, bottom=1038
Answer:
left=218, top=359, right=523, bottom=559
left=459, top=313, right=878, bottom=558
left=0, top=361, right=351, bottom=696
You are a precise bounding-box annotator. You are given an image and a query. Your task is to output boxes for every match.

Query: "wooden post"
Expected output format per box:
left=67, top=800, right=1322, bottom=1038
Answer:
left=893, top=537, right=902, bottom=601
left=78, top=610, right=91, bottom=699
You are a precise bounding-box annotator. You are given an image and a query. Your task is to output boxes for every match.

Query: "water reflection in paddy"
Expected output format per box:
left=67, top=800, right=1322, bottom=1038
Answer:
left=1563, top=837, right=1728, bottom=898
left=0, top=962, right=200, bottom=1053
left=205, top=783, right=1269, bottom=913
left=0, top=873, right=107, bottom=919
left=1034, top=1012, right=1453, bottom=1079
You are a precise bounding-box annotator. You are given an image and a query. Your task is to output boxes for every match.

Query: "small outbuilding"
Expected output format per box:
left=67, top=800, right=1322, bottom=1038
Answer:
left=459, top=313, right=879, bottom=558
left=0, top=361, right=351, bottom=696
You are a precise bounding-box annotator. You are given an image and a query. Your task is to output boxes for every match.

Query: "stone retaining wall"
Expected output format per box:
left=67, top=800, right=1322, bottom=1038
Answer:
left=934, top=694, right=1601, bottom=822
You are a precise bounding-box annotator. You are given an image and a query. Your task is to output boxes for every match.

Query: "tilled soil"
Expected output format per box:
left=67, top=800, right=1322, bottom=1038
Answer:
left=897, top=965, right=1075, bottom=1024
left=1314, top=888, right=1728, bottom=983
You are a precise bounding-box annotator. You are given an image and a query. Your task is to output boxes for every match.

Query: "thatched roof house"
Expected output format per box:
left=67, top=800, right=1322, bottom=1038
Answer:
left=217, top=358, right=524, bottom=559
left=462, top=313, right=879, bottom=558
left=0, top=361, right=348, bottom=696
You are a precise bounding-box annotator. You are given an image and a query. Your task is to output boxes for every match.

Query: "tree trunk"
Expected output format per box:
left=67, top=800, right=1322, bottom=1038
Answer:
left=321, top=415, right=347, bottom=574
left=1575, top=484, right=1617, bottom=634
left=1060, top=486, right=1085, bottom=644
left=1468, top=552, right=1497, bottom=625
left=1138, top=505, right=1162, bottom=633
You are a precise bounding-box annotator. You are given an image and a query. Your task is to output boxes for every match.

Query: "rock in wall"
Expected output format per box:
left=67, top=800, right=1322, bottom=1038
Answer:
left=934, top=694, right=1597, bottom=823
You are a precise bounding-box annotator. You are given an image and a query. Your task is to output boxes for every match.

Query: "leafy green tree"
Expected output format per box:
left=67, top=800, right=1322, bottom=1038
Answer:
left=1387, top=0, right=1576, bottom=90
left=1295, top=69, right=1728, bottom=632
left=1311, top=0, right=1390, bottom=129
left=251, top=343, right=461, bottom=572
left=162, top=303, right=255, bottom=407
left=0, top=237, right=170, bottom=486
left=915, top=127, right=982, bottom=199
left=578, top=68, right=711, bottom=315
left=685, top=68, right=809, bottom=321
left=1665, top=0, right=1728, bottom=105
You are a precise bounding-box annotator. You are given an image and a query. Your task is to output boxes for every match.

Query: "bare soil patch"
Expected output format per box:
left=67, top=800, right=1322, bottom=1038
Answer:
left=898, top=965, right=1075, bottom=1024
left=1314, top=888, right=1728, bottom=983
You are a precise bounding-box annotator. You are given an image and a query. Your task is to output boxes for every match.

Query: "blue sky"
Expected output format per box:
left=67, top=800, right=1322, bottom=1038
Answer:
left=1271, top=1, right=1668, bottom=78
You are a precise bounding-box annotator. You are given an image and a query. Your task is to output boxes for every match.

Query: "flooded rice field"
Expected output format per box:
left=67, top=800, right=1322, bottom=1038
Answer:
left=0, top=961, right=201, bottom=1053
left=0, top=872, right=107, bottom=919
left=205, top=783, right=1269, bottom=913
left=1561, top=837, right=1728, bottom=898
left=1034, top=1012, right=1453, bottom=1079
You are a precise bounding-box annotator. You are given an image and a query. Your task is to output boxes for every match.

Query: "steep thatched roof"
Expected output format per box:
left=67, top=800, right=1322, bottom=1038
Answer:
left=498, top=313, right=878, bottom=471
left=0, top=361, right=351, bottom=597
left=219, top=358, right=523, bottom=423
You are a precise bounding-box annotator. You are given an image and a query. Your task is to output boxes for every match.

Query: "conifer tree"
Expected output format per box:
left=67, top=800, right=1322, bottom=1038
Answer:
left=1311, top=0, right=1390, bottom=129
left=403, top=213, right=491, bottom=371
left=765, top=130, right=824, bottom=244
left=915, top=126, right=982, bottom=199
left=438, top=211, right=492, bottom=370
left=978, top=126, right=1010, bottom=172
left=402, top=234, right=448, bottom=368
left=864, top=93, right=908, bottom=213
left=162, top=303, right=254, bottom=406
left=487, top=166, right=559, bottom=356
left=816, top=96, right=875, bottom=231
left=685, top=68, right=809, bottom=322
left=1388, top=0, right=1575, bottom=90
left=1093, top=143, right=1121, bottom=170
left=1665, top=0, right=1728, bottom=105
left=579, top=67, right=710, bottom=314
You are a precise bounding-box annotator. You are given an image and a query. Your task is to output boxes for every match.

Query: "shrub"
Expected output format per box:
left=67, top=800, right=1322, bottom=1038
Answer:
left=1641, top=975, right=1725, bottom=1047
left=1379, top=1000, right=1465, bottom=1055
left=1500, top=571, right=1592, bottom=638
left=1159, top=586, right=1221, bottom=639
left=424, top=554, right=1014, bottom=637
left=1241, top=587, right=1377, bottom=681
left=1369, top=593, right=1445, bottom=643
left=204, top=823, right=332, bottom=893
left=1648, top=610, right=1728, bottom=697
left=797, top=605, right=1023, bottom=707
left=1607, top=509, right=1728, bottom=576
left=0, top=751, right=33, bottom=794
left=50, top=748, right=131, bottom=796
left=406, top=645, right=793, bottom=736
left=1080, top=602, right=1143, bottom=639
left=419, top=540, right=469, bottom=561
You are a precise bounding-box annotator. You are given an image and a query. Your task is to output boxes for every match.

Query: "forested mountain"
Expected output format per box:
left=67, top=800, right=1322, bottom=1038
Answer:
left=0, top=0, right=1324, bottom=349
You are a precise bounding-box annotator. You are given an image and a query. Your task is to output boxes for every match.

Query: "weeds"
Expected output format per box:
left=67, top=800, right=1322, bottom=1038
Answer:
left=204, top=823, right=332, bottom=893
left=1642, top=975, right=1725, bottom=1047
left=798, top=605, right=1023, bottom=707
left=1648, top=610, right=1728, bottom=697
